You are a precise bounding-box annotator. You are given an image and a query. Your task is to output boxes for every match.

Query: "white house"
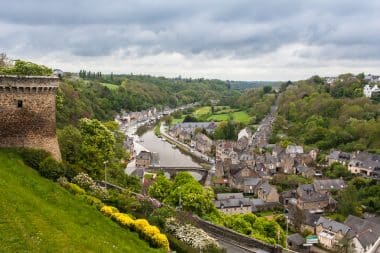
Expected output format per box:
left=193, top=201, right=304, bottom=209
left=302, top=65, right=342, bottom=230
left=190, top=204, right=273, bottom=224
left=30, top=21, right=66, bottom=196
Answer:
left=364, top=84, right=380, bottom=98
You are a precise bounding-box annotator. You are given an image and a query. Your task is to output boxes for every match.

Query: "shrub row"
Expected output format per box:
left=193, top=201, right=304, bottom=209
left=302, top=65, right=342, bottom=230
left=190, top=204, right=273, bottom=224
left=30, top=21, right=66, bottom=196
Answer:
left=18, top=148, right=79, bottom=180
left=101, top=205, right=170, bottom=252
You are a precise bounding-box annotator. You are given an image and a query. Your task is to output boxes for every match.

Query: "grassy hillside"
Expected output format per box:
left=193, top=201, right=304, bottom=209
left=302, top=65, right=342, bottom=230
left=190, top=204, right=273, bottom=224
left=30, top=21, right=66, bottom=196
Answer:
left=0, top=150, right=163, bottom=253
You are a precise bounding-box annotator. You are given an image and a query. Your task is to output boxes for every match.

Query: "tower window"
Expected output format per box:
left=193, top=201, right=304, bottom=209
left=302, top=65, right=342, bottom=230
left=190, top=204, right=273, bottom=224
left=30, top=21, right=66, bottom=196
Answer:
left=17, top=100, right=23, bottom=108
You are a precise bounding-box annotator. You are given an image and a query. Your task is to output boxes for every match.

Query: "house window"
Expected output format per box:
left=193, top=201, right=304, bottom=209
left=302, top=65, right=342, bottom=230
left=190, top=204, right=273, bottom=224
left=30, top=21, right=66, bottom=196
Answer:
left=17, top=100, right=23, bottom=108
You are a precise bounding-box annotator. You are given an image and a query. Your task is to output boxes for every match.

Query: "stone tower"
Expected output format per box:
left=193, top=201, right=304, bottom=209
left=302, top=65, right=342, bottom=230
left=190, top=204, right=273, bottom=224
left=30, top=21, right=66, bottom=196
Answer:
left=0, top=76, right=61, bottom=160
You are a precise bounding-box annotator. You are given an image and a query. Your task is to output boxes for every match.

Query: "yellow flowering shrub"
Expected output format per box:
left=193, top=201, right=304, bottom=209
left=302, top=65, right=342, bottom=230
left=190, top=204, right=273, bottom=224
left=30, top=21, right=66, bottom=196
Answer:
left=151, top=233, right=170, bottom=252
left=142, top=225, right=161, bottom=239
left=133, top=219, right=150, bottom=232
left=112, top=213, right=134, bottom=228
left=99, top=208, right=169, bottom=251
left=100, top=205, right=119, bottom=217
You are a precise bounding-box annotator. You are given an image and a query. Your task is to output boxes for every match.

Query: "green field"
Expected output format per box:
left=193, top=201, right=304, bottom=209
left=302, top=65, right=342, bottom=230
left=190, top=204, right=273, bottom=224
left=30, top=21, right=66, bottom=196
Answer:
left=193, top=106, right=212, bottom=118
left=171, top=115, right=186, bottom=125
left=101, top=82, right=119, bottom=90
left=207, top=111, right=251, bottom=124
left=0, top=150, right=163, bottom=253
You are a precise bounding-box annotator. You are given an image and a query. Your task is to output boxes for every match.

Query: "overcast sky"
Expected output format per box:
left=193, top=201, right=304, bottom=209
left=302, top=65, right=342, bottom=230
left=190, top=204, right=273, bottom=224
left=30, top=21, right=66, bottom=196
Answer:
left=1, top=0, right=379, bottom=81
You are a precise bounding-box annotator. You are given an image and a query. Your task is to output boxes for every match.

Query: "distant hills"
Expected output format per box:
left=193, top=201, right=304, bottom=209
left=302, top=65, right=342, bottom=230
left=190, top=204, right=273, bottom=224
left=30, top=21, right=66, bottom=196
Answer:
left=227, top=80, right=283, bottom=90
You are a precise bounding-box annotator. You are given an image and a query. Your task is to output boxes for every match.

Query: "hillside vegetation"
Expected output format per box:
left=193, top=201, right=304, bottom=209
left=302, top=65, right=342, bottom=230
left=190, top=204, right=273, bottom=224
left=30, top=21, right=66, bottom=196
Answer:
left=272, top=74, right=380, bottom=153
left=0, top=149, right=162, bottom=253
left=57, top=75, right=232, bottom=127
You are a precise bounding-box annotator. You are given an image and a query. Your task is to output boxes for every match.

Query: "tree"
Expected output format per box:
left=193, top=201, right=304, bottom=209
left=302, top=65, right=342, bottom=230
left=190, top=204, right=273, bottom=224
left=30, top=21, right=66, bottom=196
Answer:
left=338, top=185, right=362, bottom=217
left=263, top=86, right=272, bottom=94
left=78, top=118, right=116, bottom=178
left=58, top=125, right=82, bottom=164
left=183, top=115, right=198, bottom=122
left=325, top=162, right=352, bottom=180
left=148, top=174, right=173, bottom=201
left=162, top=115, right=173, bottom=126
left=0, top=59, right=52, bottom=76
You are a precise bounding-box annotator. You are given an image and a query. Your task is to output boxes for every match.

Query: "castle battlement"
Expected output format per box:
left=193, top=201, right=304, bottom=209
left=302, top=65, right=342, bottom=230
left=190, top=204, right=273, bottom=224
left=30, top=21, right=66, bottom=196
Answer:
left=0, top=75, right=59, bottom=93
left=0, top=75, right=61, bottom=160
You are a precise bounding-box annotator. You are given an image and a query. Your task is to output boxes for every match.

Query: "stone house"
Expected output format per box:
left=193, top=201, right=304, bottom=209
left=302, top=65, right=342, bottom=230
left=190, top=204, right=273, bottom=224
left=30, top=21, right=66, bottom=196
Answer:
left=256, top=181, right=279, bottom=202
left=348, top=151, right=380, bottom=178
left=327, top=150, right=351, bottom=166
left=316, top=217, right=351, bottom=249
left=214, top=198, right=252, bottom=215
left=295, top=165, right=315, bottom=178
left=313, top=179, right=346, bottom=193
left=296, top=184, right=332, bottom=210
left=344, top=215, right=380, bottom=253
left=242, top=177, right=262, bottom=194
left=194, top=133, right=213, bottom=154
left=135, top=151, right=152, bottom=168
left=287, top=233, right=306, bottom=252
left=214, top=193, right=252, bottom=214
left=286, top=145, right=304, bottom=157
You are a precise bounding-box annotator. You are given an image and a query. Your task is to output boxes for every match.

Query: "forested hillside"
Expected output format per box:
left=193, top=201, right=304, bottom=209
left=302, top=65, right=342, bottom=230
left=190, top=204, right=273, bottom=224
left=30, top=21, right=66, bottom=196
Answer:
left=272, top=74, right=380, bottom=154
left=57, top=74, right=231, bottom=127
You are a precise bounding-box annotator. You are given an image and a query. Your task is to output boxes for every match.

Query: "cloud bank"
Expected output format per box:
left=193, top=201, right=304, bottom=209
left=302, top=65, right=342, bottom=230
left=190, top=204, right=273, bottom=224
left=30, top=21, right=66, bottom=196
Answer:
left=1, top=0, right=379, bottom=80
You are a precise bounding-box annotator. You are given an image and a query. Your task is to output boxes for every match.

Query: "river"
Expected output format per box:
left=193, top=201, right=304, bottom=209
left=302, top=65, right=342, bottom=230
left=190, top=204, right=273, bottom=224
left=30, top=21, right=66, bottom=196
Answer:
left=126, top=128, right=203, bottom=180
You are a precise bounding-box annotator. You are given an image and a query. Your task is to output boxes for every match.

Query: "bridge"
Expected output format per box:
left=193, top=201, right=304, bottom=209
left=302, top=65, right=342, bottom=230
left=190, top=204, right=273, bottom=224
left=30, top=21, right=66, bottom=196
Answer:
left=145, top=166, right=209, bottom=184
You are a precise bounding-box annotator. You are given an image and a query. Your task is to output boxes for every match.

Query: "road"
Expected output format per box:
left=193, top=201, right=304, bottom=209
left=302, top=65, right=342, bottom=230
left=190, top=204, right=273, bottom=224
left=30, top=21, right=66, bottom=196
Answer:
left=251, top=101, right=278, bottom=148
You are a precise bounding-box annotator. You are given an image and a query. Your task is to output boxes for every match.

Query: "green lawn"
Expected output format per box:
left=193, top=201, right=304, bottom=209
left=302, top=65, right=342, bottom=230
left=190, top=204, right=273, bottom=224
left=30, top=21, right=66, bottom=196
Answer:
left=171, top=115, right=186, bottom=125
left=0, top=150, right=163, bottom=253
left=207, top=111, right=251, bottom=124
left=101, top=82, right=119, bottom=90
left=193, top=106, right=211, bottom=118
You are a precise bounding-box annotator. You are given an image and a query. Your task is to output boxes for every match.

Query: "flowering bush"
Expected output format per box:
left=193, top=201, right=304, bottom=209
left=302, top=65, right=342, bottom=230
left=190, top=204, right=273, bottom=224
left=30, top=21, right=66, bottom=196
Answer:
left=89, top=184, right=109, bottom=200
left=100, top=205, right=119, bottom=217
left=166, top=218, right=219, bottom=251
left=111, top=213, right=134, bottom=228
left=72, top=172, right=94, bottom=190
left=100, top=206, right=170, bottom=251
left=151, top=232, right=170, bottom=252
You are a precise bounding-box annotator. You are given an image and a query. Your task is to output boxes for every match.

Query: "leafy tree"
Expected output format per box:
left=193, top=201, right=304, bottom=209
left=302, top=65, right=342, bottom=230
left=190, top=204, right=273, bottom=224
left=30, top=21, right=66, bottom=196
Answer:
left=183, top=115, right=198, bottom=122
left=148, top=174, right=173, bottom=201
left=58, top=125, right=82, bottom=164
left=78, top=118, right=116, bottom=178
left=338, top=184, right=362, bottom=217
left=263, top=86, right=272, bottom=94
left=325, top=162, right=352, bottom=180
left=0, top=59, right=52, bottom=76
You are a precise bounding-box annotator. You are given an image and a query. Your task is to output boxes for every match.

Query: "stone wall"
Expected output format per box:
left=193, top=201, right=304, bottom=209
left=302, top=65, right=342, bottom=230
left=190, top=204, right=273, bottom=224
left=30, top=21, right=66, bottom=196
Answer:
left=190, top=215, right=280, bottom=253
left=0, top=76, right=61, bottom=160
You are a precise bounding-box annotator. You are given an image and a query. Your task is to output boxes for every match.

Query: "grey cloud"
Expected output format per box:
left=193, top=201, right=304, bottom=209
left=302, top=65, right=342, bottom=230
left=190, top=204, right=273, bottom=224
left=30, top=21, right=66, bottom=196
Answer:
left=1, top=0, right=380, bottom=67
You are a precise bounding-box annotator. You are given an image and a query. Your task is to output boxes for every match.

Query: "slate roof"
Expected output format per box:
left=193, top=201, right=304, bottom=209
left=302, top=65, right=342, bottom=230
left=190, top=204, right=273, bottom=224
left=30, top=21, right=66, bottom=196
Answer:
left=257, top=181, right=275, bottom=196
left=297, top=184, right=329, bottom=202
left=136, top=151, right=151, bottom=160
left=327, top=150, right=351, bottom=161
left=216, top=193, right=244, bottom=200
left=344, top=215, right=380, bottom=249
left=349, top=151, right=380, bottom=172
left=317, top=217, right=351, bottom=234
left=287, top=233, right=305, bottom=246
left=214, top=198, right=252, bottom=208
left=243, top=178, right=262, bottom=186
left=286, top=145, right=304, bottom=154
left=313, top=179, right=346, bottom=191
